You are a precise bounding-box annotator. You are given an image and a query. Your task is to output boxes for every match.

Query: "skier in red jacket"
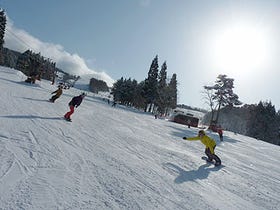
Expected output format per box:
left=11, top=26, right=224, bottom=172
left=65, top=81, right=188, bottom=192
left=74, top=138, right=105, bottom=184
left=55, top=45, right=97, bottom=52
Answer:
left=217, top=128, right=223, bottom=141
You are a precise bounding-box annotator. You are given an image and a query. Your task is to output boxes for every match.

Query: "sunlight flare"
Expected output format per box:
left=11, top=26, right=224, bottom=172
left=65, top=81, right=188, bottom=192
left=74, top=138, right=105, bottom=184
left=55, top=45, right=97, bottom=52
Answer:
left=211, top=23, right=270, bottom=76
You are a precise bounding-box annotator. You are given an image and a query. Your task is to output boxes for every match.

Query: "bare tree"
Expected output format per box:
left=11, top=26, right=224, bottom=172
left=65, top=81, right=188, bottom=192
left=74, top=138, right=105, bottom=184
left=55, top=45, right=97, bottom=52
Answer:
left=204, top=74, right=242, bottom=125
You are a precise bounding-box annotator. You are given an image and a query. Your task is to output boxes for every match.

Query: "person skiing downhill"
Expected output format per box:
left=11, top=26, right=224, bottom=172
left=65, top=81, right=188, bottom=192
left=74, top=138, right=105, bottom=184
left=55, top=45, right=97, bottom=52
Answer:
left=217, top=128, right=223, bottom=141
left=49, top=86, right=63, bottom=102
left=64, top=93, right=86, bottom=121
left=182, top=130, right=221, bottom=166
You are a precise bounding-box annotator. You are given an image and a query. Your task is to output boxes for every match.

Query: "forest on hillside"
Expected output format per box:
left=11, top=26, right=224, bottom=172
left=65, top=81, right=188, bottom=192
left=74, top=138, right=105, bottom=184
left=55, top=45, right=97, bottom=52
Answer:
left=202, top=102, right=280, bottom=146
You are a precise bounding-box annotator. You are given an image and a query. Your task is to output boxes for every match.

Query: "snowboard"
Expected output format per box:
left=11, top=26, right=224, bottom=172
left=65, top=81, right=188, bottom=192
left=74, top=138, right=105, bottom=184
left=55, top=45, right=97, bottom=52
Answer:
left=201, top=156, right=221, bottom=166
left=63, top=117, right=72, bottom=122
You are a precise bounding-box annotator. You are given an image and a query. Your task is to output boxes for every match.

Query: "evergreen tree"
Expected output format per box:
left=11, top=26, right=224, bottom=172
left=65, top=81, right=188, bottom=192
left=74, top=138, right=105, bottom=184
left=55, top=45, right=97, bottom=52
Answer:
left=121, top=78, right=134, bottom=106
left=111, top=77, right=124, bottom=103
left=0, top=9, right=7, bottom=65
left=204, top=74, right=242, bottom=124
left=16, top=50, right=32, bottom=75
left=15, top=50, right=56, bottom=81
left=111, top=77, right=147, bottom=109
left=2, top=48, right=20, bottom=68
left=111, top=56, right=176, bottom=115
left=0, top=9, right=6, bottom=48
left=247, top=101, right=279, bottom=144
left=143, top=55, right=159, bottom=112
left=156, top=61, right=168, bottom=115
left=166, top=73, right=177, bottom=111
left=132, top=81, right=146, bottom=110
left=126, top=79, right=138, bottom=107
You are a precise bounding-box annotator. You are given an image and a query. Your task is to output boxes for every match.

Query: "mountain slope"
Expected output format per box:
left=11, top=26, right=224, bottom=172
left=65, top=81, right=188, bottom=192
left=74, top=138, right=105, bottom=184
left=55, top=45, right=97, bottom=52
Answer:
left=0, top=67, right=279, bottom=210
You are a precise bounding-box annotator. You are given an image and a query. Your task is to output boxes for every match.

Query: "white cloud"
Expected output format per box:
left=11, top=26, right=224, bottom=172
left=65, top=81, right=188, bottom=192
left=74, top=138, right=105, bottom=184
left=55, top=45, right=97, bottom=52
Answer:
left=3, top=16, right=115, bottom=87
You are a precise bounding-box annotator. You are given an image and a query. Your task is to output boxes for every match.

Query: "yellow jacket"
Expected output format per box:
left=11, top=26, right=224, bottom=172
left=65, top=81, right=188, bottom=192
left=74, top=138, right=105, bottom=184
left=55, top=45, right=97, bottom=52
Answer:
left=52, top=88, right=63, bottom=97
left=186, top=135, right=216, bottom=154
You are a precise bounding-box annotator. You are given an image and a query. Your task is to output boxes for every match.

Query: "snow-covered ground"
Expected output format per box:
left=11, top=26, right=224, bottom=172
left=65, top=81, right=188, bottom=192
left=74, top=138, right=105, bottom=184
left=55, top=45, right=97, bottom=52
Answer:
left=0, top=66, right=279, bottom=210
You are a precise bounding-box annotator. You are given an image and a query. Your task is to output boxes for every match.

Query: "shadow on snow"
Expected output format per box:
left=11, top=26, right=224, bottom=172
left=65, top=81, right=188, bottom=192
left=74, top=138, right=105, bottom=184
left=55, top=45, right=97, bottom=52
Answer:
left=163, top=162, right=224, bottom=184
left=0, top=115, right=62, bottom=120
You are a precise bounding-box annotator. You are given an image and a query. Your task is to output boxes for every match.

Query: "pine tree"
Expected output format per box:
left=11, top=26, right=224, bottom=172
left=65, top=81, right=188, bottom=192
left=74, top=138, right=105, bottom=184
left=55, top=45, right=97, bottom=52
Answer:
left=204, top=74, right=242, bottom=125
left=247, top=101, right=279, bottom=144
left=167, top=73, right=177, bottom=110
left=143, top=55, right=159, bottom=112
left=16, top=50, right=31, bottom=75
left=110, top=56, right=177, bottom=115
left=111, top=77, right=124, bottom=103
left=0, top=9, right=7, bottom=65
left=121, top=78, right=135, bottom=106
left=132, top=81, right=146, bottom=110
left=156, top=61, right=168, bottom=115
left=111, top=77, right=146, bottom=109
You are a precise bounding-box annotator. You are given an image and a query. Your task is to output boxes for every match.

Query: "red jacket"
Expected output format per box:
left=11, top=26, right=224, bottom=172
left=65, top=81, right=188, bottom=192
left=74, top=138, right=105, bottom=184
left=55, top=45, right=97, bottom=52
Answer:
left=217, top=129, right=223, bottom=135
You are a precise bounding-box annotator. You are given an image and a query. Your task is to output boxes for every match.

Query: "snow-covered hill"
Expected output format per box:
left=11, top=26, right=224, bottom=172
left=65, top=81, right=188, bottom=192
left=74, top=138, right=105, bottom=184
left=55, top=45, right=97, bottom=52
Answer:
left=0, top=67, right=279, bottom=210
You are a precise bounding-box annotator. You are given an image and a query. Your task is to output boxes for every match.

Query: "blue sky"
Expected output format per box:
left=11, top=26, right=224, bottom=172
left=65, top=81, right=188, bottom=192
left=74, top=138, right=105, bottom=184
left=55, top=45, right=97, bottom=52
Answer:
left=1, top=0, right=280, bottom=110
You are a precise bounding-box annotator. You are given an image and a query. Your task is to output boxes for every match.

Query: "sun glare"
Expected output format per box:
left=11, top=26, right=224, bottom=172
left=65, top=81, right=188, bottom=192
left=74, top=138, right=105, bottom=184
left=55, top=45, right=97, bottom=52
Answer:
left=211, top=23, right=269, bottom=76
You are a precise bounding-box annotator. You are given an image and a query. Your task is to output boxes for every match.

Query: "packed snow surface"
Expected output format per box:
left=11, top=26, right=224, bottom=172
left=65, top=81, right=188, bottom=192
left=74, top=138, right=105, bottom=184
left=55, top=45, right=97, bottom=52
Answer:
left=0, top=67, right=279, bottom=210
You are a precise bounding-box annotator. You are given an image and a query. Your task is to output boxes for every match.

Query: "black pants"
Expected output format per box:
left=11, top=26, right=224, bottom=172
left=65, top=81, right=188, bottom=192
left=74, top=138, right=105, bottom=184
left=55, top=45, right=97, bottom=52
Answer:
left=50, top=95, right=59, bottom=102
left=205, top=146, right=221, bottom=165
left=205, top=146, right=216, bottom=160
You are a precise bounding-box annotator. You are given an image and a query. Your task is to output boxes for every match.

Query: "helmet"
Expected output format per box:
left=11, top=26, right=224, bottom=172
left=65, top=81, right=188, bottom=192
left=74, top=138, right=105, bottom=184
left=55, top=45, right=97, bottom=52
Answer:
left=198, top=130, right=205, bottom=136
left=81, top=92, right=86, bottom=96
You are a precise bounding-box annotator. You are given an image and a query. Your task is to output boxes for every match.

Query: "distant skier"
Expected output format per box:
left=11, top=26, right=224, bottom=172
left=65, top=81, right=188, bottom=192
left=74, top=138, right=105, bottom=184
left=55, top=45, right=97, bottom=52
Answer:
left=112, top=101, right=117, bottom=107
left=49, top=86, right=63, bottom=102
left=182, top=130, right=221, bottom=166
left=64, top=93, right=86, bottom=121
left=187, top=119, right=191, bottom=128
left=217, top=128, right=223, bottom=141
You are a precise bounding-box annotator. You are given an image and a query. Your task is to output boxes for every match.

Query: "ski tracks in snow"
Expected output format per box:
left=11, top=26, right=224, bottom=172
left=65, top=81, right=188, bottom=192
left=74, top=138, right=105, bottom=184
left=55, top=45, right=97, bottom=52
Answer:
left=0, top=129, right=43, bottom=207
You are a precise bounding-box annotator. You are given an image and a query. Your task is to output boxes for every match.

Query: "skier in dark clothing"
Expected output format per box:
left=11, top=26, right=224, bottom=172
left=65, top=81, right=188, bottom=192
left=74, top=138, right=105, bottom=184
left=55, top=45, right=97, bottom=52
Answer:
left=112, top=101, right=117, bottom=107
left=64, top=93, right=86, bottom=121
left=217, top=128, right=223, bottom=141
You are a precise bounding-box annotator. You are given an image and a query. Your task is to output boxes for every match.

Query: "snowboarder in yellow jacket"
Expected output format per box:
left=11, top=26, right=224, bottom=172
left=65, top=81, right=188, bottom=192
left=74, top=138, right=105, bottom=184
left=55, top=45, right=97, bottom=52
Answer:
left=183, top=130, right=221, bottom=166
left=49, top=86, right=63, bottom=102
